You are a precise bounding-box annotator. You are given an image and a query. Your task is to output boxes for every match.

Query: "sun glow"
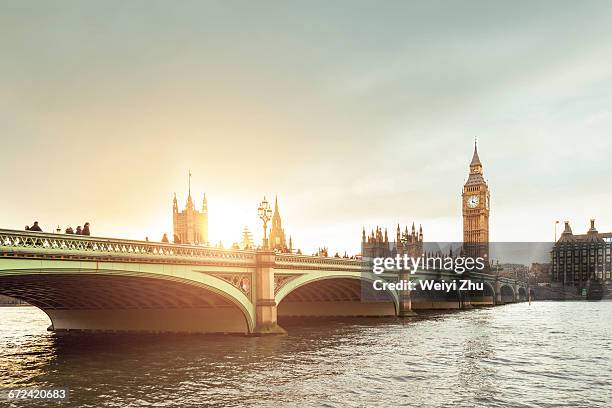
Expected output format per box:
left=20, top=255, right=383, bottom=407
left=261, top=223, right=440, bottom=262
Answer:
left=208, top=200, right=260, bottom=248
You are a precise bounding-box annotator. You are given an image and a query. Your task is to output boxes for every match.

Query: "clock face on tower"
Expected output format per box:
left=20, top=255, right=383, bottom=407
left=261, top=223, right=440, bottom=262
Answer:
left=467, top=195, right=480, bottom=208
left=463, top=141, right=489, bottom=260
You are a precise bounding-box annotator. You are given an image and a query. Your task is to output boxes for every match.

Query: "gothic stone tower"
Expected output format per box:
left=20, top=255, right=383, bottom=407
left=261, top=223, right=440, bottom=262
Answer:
left=172, top=175, right=208, bottom=245
left=268, top=196, right=287, bottom=252
left=462, top=140, right=490, bottom=260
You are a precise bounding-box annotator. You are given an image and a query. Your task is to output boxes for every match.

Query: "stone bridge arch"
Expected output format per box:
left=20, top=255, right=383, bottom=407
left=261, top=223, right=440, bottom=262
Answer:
left=0, top=265, right=255, bottom=334
left=466, top=281, right=496, bottom=307
left=499, top=284, right=516, bottom=304
left=275, top=273, right=398, bottom=317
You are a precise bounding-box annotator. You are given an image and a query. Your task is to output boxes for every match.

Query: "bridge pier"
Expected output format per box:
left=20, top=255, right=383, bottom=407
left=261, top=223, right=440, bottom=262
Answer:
left=495, top=280, right=503, bottom=305
left=252, top=250, right=286, bottom=336
left=514, top=285, right=519, bottom=302
left=460, top=288, right=474, bottom=309
left=459, top=295, right=474, bottom=309
left=398, top=270, right=417, bottom=317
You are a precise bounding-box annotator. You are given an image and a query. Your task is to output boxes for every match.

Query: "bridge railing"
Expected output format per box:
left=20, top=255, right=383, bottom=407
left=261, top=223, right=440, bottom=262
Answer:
left=0, top=229, right=531, bottom=285
left=275, top=253, right=365, bottom=271
left=0, top=229, right=371, bottom=271
left=0, top=229, right=256, bottom=264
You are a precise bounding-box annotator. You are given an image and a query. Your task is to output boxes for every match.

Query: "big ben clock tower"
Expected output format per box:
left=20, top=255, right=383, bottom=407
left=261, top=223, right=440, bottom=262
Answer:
left=462, top=140, right=490, bottom=260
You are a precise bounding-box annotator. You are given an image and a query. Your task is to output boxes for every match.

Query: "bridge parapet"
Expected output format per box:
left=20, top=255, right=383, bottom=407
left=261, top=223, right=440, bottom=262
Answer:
left=275, top=254, right=364, bottom=271
left=0, top=229, right=256, bottom=266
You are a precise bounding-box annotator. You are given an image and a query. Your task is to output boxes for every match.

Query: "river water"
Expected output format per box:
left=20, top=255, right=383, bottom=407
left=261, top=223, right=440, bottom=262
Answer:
left=1, top=302, right=610, bottom=407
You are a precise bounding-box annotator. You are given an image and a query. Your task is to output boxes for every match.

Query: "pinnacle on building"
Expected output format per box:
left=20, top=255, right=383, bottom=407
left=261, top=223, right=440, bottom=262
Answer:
left=172, top=172, right=209, bottom=245
left=268, top=195, right=289, bottom=252
left=361, top=223, right=423, bottom=258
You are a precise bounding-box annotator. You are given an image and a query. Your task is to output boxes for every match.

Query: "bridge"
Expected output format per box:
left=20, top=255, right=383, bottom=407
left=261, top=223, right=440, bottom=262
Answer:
left=0, top=229, right=531, bottom=335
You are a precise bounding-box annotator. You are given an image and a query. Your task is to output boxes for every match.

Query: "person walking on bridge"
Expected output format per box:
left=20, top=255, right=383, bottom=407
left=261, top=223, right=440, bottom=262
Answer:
left=75, top=226, right=82, bottom=235
left=82, top=222, right=91, bottom=236
left=29, top=221, right=42, bottom=232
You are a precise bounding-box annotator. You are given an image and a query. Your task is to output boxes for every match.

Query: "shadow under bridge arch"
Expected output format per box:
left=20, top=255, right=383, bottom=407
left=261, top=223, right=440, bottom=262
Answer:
left=275, top=274, right=398, bottom=318
left=500, top=284, right=516, bottom=303
left=0, top=269, right=254, bottom=334
left=466, top=280, right=496, bottom=307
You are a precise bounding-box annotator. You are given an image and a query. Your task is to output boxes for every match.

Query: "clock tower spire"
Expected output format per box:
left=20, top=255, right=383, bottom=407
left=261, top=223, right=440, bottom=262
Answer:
left=462, top=138, right=490, bottom=261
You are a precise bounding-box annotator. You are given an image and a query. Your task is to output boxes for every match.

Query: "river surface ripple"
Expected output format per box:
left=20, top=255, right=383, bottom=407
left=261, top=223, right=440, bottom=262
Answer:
left=1, top=302, right=611, bottom=407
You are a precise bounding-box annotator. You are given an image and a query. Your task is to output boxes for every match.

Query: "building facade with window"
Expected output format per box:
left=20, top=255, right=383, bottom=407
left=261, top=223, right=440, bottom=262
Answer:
left=551, top=220, right=612, bottom=288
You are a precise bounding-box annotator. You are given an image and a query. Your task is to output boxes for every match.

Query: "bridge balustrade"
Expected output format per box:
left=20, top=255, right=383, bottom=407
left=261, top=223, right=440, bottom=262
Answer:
left=0, top=229, right=256, bottom=264
left=275, top=254, right=364, bottom=271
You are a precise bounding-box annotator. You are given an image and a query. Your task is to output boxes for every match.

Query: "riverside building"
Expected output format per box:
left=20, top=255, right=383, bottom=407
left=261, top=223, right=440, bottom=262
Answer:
left=551, top=220, right=612, bottom=288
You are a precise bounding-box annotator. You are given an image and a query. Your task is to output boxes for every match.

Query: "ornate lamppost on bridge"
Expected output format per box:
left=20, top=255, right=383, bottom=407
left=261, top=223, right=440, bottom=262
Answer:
left=253, top=196, right=286, bottom=335
left=257, top=196, right=273, bottom=249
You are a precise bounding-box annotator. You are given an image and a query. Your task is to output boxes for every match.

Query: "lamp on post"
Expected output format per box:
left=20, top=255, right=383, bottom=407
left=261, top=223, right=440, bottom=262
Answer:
left=554, top=220, right=560, bottom=242
left=258, top=196, right=273, bottom=249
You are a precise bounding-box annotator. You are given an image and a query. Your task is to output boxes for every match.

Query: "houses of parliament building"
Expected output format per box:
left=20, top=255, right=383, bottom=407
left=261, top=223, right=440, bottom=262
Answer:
left=172, top=141, right=492, bottom=257
left=172, top=183, right=208, bottom=245
left=362, top=140, right=491, bottom=261
left=361, top=223, right=424, bottom=259
left=171, top=183, right=294, bottom=252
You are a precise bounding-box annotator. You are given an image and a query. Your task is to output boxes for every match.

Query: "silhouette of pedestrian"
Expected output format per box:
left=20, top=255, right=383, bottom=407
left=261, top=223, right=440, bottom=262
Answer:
left=25, top=226, right=30, bottom=231
left=161, top=233, right=169, bottom=243
left=29, top=221, right=42, bottom=232
left=173, top=234, right=181, bottom=244
left=76, top=226, right=82, bottom=235
left=65, top=227, right=74, bottom=234
left=82, top=222, right=91, bottom=236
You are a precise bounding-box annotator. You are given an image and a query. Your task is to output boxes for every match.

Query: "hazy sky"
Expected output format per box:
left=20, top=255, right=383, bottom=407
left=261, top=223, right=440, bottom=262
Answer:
left=2, top=1, right=612, bottom=254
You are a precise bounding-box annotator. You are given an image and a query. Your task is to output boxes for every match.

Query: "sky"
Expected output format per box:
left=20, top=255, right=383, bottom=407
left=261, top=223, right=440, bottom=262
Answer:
left=1, top=1, right=612, bottom=255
